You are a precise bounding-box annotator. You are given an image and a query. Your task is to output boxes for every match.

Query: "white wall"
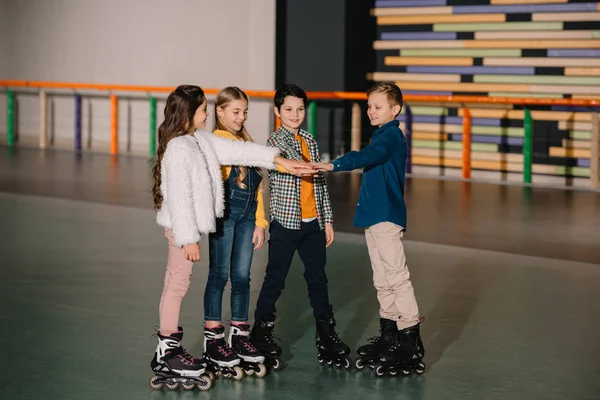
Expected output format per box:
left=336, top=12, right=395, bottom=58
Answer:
left=0, top=0, right=277, bottom=153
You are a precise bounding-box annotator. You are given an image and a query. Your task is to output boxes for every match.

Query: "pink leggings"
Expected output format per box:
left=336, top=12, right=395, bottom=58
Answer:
left=159, top=229, right=194, bottom=336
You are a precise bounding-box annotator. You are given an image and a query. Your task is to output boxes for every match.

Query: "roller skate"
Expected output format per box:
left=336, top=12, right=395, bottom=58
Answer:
left=203, top=325, right=244, bottom=381
left=149, top=328, right=213, bottom=391
left=228, top=323, right=267, bottom=377
left=315, top=317, right=352, bottom=370
left=373, top=320, right=425, bottom=378
left=354, top=318, right=397, bottom=371
left=250, top=320, right=284, bottom=371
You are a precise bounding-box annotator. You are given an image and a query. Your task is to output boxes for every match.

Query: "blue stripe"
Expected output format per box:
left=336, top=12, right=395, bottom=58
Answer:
left=397, top=115, right=501, bottom=126
left=375, top=0, right=446, bottom=7
left=551, top=106, right=600, bottom=112
left=453, top=3, right=597, bottom=14
left=403, top=90, right=453, bottom=96
left=407, top=66, right=534, bottom=75
left=577, top=159, right=590, bottom=167
left=381, top=32, right=456, bottom=40
left=548, top=49, right=600, bottom=58
left=451, top=134, right=523, bottom=146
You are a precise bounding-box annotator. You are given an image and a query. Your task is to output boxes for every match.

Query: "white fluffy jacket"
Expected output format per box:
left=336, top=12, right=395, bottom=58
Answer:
left=156, top=130, right=279, bottom=247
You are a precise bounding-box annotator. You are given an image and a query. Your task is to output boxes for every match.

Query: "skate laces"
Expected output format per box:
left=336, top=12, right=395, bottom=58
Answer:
left=214, top=340, right=235, bottom=356
left=240, top=337, right=259, bottom=353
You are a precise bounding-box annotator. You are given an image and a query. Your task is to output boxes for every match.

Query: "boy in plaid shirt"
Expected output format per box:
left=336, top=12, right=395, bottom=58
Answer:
left=249, top=84, right=351, bottom=369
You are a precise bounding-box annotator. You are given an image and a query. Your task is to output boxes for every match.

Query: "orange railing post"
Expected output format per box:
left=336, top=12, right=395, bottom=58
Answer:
left=462, top=106, right=472, bottom=180
left=110, top=95, right=118, bottom=155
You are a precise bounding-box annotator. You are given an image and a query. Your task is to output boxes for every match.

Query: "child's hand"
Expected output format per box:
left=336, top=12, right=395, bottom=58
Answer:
left=275, top=157, right=316, bottom=176
left=311, top=162, right=334, bottom=172
left=184, top=243, right=200, bottom=262
left=325, top=224, right=335, bottom=247
left=253, top=227, right=265, bottom=250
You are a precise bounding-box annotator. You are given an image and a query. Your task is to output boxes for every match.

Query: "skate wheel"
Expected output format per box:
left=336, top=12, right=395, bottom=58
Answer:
left=388, top=368, right=398, bottom=377
left=245, top=368, right=255, bottom=376
left=256, top=363, right=267, bottom=378
left=401, top=369, right=411, bottom=376
left=165, top=380, right=180, bottom=390
left=197, top=376, right=213, bottom=391
left=415, top=362, right=426, bottom=374
left=326, top=359, right=333, bottom=366
left=343, top=357, right=352, bottom=371
left=354, top=358, right=365, bottom=370
left=374, top=364, right=386, bottom=378
left=232, top=366, right=244, bottom=381
left=206, top=371, right=216, bottom=380
left=148, top=374, right=164, bottom=390
left=182, top=380, right=196, bottom=390
left=272, top=358, right=283, bottom=371
left=317, top=353, right=325, bottom=364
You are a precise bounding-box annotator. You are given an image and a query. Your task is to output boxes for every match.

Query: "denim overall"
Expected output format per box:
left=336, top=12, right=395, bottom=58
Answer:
left=205, top=166, right=262, bottom=322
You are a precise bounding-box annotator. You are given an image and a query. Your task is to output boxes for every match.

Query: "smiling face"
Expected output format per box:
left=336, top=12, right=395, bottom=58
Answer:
left=274, top=95, right=305, bottom=132
left=216, top=99, right=248, bottom=134
left=367, top=91, right=401, bottom=127
left=192, top=99, right=209, bottom=130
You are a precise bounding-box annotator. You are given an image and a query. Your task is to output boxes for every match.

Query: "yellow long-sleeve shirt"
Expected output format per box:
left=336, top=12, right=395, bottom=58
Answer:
left=212, top=129, right=268, bottom=229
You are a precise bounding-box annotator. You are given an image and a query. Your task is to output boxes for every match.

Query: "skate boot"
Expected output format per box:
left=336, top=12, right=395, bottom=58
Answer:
left=203, top=325, right=244, bottom=381
left=250, top=320, right=283, bottom=371
left=354, top=318, right=398, bottom=370
left=149, top=327, right=213, bottom=391
left=315, top=317, right=352, bottom=370
left=373, top=320, right=425, bottom=378
left=228, top=323, right=267, bottom=377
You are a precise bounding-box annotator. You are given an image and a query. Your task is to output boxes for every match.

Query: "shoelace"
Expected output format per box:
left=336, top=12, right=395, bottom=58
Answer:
left=239, top=337, right=259, bottom=353
left=214, top=340, right=234, bottom=356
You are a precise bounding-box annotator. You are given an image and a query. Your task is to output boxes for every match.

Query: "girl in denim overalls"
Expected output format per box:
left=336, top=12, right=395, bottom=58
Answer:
left=202, top=87, right=268, bottom=378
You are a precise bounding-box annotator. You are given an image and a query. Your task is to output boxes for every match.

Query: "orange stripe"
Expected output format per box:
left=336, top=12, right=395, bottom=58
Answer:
left=385, top=57, right=473, bottom=66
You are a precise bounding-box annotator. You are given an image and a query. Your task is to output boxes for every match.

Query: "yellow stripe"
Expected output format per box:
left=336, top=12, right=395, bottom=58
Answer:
left=374, top=40, right=464, bottom=50
left=377, top=14, right=505, bottom=25
left=412, top=132, right=448, bottom=140
left=369, top=72, right=461, bottom=82
left=532, top=12, right=600, bottom=22
left=549, top=147, right=591, bottom=158
left=484, top=57, right=600, bottom=67
left=373, top=6, right=452, bottom=16
left=565, top=67, right=600, bottom=76
left=458, top=108, right=592, bottom=122
left=385, top=56, right=473, bottom=66
left=413, top=148, right=524, bottom=162
left=475, top=31, right=593, bottom=40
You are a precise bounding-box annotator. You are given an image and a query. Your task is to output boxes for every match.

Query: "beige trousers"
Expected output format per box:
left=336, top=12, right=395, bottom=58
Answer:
left=365, top=222, right=420, bottom=330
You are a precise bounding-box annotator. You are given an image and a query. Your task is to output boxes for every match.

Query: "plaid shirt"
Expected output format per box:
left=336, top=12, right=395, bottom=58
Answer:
left=266, top=126, right=333, bottom=230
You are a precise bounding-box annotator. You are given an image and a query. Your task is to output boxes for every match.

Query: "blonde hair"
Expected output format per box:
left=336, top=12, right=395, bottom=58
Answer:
left=214, top=86, right=256, bottom=190
left=367, top=81, right=404, bottom=117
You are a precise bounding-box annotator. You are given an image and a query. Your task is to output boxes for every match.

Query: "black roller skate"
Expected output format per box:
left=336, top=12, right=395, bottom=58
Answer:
left=149, top=328, right=213, bottom=391
left=354, top=318, right=398, bottom=371
left=228, top=323, right=267, bottom=377
left=373, top=320, right=425, bottom=378
left=315, top=317, right=352, bottom=370
left=250, top=320, right=284, bottom=371
left=203, top=325, right=244, bottom=381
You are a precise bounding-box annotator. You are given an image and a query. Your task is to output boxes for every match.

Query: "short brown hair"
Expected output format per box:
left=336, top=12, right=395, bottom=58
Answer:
left=367, top=82, right=403, bottom=115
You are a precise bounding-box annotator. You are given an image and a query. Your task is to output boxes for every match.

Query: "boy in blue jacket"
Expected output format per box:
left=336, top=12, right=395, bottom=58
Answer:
left=313, top=82, right=425, bottom=376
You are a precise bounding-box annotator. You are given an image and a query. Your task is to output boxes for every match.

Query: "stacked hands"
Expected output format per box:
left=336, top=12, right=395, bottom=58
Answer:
left=184, top=158, right=334, bottom=261
left=275, top=157, right=333, bottom=176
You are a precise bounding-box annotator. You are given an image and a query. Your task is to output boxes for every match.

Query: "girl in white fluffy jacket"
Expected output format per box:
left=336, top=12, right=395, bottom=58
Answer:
left=149, top=85, right=312, bottom=384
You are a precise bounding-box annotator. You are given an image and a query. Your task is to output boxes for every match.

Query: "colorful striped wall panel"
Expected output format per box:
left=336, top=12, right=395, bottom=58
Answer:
left=372, top=0, right=600, bottom=181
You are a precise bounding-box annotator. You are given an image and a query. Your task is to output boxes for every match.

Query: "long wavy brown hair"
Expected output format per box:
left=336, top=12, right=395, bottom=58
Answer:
left=214, top=87, right=255, bottom=189
left=152, top=85, right=206, bottom=210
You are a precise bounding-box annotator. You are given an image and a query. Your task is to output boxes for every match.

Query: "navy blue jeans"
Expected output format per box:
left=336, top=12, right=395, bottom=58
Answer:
left=254, top=219, right=333, bottom=322
left=205, top=191, right=257, bottom=322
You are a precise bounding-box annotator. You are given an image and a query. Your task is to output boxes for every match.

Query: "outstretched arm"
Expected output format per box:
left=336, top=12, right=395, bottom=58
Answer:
left=314, top=130, right=401, bottom=172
